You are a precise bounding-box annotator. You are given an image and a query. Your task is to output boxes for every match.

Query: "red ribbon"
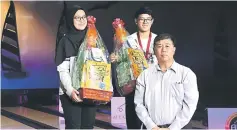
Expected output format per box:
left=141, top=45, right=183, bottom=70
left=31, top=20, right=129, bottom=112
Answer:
left=137, top=32, right=152, bottom=60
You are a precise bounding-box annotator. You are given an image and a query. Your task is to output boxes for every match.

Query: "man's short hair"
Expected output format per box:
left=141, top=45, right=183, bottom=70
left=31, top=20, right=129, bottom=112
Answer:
left=153, top=33, right=176, bottom=47
left=134, top=6, right=153, bottom=19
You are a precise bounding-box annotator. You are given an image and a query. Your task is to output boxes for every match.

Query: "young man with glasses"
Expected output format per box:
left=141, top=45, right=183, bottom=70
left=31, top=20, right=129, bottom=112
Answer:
left=111, top=6, right=158, bottom=129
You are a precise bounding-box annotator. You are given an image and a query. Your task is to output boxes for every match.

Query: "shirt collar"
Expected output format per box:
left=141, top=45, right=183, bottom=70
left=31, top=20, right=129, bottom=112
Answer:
left=155, top=60, right=177, bottom=73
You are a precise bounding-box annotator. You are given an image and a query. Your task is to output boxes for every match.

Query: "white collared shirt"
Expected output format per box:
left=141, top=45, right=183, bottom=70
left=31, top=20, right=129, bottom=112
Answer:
left=134, top=61, right=199, bottom=130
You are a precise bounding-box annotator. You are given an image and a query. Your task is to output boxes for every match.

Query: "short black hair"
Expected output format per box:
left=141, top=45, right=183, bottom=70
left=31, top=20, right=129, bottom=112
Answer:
left=153, top=33, right=176, bottom=48
left=134, top=6, right=153, bottom=19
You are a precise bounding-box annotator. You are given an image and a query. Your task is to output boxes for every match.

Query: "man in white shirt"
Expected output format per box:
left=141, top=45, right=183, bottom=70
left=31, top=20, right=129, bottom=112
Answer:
left=134, top=33, right=199, bottom=130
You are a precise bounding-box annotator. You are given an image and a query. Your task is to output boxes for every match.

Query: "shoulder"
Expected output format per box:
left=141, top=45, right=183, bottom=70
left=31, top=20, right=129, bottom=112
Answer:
left=136, top=65, right=157, bottom=85
left=127, top=32, right=137, bottom=39
left=176, top=62, right=196, bottom=79
left=151, top=32, right=157, bottom=41
left=151, top=32, right=157, bottom=37
left=126, top=32, right=138, bottom=48
left=57, top=35, right=73, bottom=49
left=59, top=34, right=71, bottom=43
left=139, top=64, right=156, bottom=77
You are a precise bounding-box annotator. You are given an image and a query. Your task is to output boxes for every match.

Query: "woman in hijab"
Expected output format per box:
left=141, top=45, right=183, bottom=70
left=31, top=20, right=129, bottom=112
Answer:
left=55, top=5, right=96, bottom=129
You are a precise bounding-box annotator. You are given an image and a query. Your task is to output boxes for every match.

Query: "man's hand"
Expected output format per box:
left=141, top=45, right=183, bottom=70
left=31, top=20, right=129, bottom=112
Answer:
left=159, top=128, right=170, bottom=130
left=71, top=89, right=82, bottom=102
left=152, top=126, right=160, bottom=130
left=110, top=53, right=118, bottom=63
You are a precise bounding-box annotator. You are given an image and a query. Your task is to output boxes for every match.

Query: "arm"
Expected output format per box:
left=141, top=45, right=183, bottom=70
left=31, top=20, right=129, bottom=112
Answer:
left=57, top=59, right=74, bottom=97
left=134, top=72, right=157, bottom=129
left=169, top=69, right=199, bottom=130
left=55, top=38, right=74, bottom=97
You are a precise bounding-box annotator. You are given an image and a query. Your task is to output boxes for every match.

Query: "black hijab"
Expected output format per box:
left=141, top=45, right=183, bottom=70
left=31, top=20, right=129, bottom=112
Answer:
left=55, top=5, right=87, bottom=66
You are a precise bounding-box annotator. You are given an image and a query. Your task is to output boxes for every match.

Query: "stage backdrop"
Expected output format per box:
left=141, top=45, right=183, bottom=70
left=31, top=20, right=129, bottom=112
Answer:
left=1, top=1, right=63, bottom=89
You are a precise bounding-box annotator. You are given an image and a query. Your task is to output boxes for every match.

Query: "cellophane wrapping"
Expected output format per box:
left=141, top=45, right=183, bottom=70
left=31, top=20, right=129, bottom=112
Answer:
left=71, top=16, right=113, bottom=103
left=112, top=18, right=148, bottom=96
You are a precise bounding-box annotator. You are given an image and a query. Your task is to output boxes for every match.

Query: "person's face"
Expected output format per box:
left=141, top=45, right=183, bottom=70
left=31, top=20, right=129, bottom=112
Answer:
left=135, top=14, right=153, bottom=32
left=73, top=10, right=87, bottom=30
left=154, top=39, right=176, bottom=63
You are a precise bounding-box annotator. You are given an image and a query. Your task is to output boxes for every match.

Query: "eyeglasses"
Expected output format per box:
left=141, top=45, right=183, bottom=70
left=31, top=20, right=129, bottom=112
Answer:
left=74, top=16, right=87, bottom=21
left=138, top=18, right=153, bottom=23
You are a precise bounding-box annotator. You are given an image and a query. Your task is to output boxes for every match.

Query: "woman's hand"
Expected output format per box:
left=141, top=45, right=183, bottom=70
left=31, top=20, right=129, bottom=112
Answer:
left=71, top=89, right=82, bottom=102
left=110, top=53, right=118, bottom=63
